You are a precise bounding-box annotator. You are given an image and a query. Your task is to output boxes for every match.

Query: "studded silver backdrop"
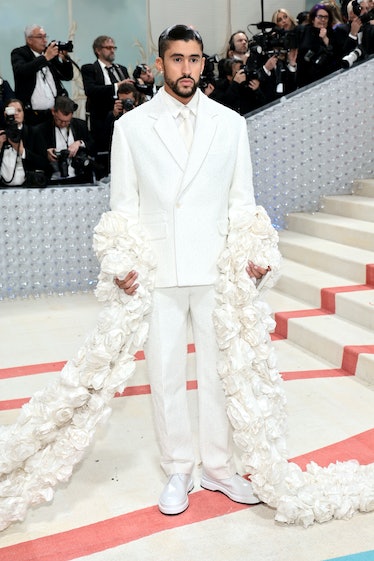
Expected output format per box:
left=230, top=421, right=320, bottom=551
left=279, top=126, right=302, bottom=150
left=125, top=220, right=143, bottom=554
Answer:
left=249, top=58, right=374, bottom=229
left=1, top=60, right=373, bottom=299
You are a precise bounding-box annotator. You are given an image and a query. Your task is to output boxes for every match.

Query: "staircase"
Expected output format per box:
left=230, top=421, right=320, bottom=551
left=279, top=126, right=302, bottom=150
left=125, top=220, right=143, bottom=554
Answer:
left=265, top=178, right=374, bottom=386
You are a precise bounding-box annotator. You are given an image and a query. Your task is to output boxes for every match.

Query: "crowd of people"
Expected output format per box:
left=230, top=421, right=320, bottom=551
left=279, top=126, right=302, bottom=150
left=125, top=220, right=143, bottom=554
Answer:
left=0, top=0, right=373, bottom=188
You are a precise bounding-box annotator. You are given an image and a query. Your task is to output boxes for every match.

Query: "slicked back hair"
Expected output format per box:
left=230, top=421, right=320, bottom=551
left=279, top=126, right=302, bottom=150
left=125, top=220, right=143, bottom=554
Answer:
left=158, top=25, right=203, bottom=58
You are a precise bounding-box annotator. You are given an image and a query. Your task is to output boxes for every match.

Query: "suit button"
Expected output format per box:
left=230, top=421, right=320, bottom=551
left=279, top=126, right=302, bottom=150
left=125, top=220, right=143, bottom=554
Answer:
left=176, top=202, right=181, bottom=208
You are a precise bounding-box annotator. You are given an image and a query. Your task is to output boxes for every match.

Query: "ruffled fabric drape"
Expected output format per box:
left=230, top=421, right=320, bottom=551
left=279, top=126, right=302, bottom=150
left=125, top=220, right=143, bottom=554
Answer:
left=0, top=212, right=156, bottom=531
left=0, top=208, right=373, bottom=532
left=214, top=206, right=374, bottom=526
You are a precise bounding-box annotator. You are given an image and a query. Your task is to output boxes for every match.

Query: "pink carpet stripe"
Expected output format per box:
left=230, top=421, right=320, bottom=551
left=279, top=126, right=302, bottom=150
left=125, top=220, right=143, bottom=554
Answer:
left=275, top=270, right=373, bottom=335
left=0, top=345, right=196, bottom=381
left=1, top=429, right=373, bottom=561
left=366, top=264, right=374, bottom=286
left=282, top=368, right=353, bottom=381
left=274, top=308, right=330, bottom=338
left=291, top=428, right=374, bottom=470
left=321, top=285, right=371, bottom=314
left=0, top=381, right=199, bottom=411
left=342, top=345, right=374, bottom=375
left=0, top=362, right=67, bottom=379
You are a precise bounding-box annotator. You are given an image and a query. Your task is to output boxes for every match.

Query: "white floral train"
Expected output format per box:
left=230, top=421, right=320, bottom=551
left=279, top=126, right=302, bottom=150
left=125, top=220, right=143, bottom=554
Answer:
left=0, top=208, right=373, bottom=532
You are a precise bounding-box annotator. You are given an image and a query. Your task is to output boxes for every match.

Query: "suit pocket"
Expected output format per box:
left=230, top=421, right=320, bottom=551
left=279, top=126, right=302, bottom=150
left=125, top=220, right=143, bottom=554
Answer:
left=140, top=212, right=167, bottom=240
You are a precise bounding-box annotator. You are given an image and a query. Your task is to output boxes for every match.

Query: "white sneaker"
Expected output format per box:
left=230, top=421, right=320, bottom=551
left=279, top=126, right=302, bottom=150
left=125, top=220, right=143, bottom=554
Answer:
left=158, top=473, right=194, bottom=515
left=201, top=473, right=260, bottom=505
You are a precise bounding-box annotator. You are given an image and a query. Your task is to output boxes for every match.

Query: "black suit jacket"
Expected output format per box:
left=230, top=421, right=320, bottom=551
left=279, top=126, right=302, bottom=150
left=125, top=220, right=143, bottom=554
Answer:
left=0, top=80, right=16, bottom=128
left=0, top=124, right=46, bottom=185
left=81, top=60, right=129, bottom=150
left=32, top=117, right=94, bottom=180
left=11, top=45, right=73, bottom=109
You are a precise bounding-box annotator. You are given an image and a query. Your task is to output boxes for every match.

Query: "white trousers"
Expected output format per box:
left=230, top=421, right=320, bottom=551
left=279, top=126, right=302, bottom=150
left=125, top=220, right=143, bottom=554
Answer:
left=145, top=285, right=235, bottom=479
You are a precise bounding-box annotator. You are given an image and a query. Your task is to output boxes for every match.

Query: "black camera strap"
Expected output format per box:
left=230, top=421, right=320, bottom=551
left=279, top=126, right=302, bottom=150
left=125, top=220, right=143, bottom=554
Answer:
left=57, top=125, right=70, bottom=149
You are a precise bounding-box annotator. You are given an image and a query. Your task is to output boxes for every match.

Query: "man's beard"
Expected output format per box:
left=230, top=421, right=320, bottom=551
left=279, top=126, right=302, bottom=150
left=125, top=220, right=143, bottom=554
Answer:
left=164, top=73, right=198, bottom=98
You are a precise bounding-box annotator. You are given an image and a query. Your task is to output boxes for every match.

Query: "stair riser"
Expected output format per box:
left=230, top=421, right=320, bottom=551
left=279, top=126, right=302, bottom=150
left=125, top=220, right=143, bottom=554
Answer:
left=278, top=242, right=367, bottom=283
left=285, top=324, right=374, bottom=384
left=286, top=319, right=345, bottom=367
left=336, top=295, right=374, bottom=332
left=353, top=179, right=374, bottom=198
left=320, top=200, right=374, bottom=221
left=286, top=216, right=374, bottom=251
left=356, top=354, right=374, bottom=385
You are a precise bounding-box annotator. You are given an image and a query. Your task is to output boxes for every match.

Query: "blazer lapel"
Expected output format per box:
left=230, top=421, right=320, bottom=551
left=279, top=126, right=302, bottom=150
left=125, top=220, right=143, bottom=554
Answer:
left=151, top=96, right=188, bottom=171
left=179, top=91, right=219, bottom=194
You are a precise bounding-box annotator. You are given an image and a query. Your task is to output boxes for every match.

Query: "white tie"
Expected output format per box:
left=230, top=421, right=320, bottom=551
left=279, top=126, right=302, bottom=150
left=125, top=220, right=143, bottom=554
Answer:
left=179, top=106, right=194, bottom=151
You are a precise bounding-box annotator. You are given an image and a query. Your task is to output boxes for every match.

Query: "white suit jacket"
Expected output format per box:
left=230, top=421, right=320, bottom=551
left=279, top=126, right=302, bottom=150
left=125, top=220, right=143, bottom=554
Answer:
left=110, top=87, right=256, bottom=288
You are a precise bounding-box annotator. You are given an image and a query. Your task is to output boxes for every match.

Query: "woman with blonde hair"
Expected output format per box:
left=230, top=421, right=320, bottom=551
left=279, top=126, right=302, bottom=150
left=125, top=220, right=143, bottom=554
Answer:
left=271, top=8, right=297, bottom=30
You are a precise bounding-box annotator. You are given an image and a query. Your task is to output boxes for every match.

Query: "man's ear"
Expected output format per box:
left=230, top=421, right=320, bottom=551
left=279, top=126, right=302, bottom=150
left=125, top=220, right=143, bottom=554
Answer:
left=201, top=56, right=206, bottom=75
left=155, top=57, right=164, bottom=73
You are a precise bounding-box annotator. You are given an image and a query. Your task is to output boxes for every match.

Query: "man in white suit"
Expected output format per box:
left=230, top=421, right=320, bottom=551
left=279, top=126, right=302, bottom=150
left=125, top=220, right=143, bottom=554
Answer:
left=110, top=25, right=268, bottom=515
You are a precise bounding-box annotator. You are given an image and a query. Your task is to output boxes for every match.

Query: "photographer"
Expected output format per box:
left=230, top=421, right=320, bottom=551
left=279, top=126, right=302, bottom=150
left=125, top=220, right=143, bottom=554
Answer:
left=0, top=99, right=45, bottom=187
left=11, top=25, right=73, bottom=126
left=103, top=82, right=140, bottom=172
left=32, top=96, right=94, bottom=185
left=0, top=77, right=16, bottom=128
left=133, top=63, right=158, bottom=100
left=250, top=11, right=300, bottom=103
left=212, top=57, right=265, bottom=114
left=81, top=36, right=132, bottom=156
left=296, top=4, right=340, bottom=87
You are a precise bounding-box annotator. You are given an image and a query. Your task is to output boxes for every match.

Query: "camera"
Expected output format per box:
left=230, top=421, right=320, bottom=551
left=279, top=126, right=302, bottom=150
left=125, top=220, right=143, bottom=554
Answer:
left=54, top=148, right=70, bottom=177
left=51, top=40, right=74, bottom=52
left=341, top=46, right=364, bottom=68
left=352, top=0, right=374, bottom=23
left=72, top=148, right=94, bottom=176
left=199, top=54, right=219, bottom=91
left=121, top=98, right=135, bottom=112
left=250, top=28, right=298, bottom=58
left=240, top=61, right=260, bottom=84
left=4, top=106, right=22, bottom=143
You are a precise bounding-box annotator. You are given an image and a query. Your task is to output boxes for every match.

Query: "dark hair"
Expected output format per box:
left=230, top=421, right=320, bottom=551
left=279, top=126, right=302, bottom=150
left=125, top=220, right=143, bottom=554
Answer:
left=309, top=3, right=333, bottom=27
left=228, top=30, right=248, bottom=52
left=53, top=96, right=78, bottom=114
left=158, top=25, right=203, bottom=58
left=92, top=35, right=113, bottom=57
left=220, top=58, right=241, bottom=78
left=133, top=63, right=148, bottom=80
left=297, top=11, right=310, bottom=25
left=5, top=98, right=24, bottom=110
left=118, top=82, right=137, bottom=95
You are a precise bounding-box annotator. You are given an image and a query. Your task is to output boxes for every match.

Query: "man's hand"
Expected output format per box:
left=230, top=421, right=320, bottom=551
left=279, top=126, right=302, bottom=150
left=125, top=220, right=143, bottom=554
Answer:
left=264, top=55, right=278, bottom=72
left=0, top=130, right=6, bottom=151
left=68, top=140, right=82, bottom=158
left=248, top=78, right=260, bottom=91
left=233, top=68, right=247, bottom=84
left=246, top=261, right=270, bottom=283
left=113, top=99, right=124, bottom=117
left=44, top=41, right=59, bottom=61
left=115, top=270, right=139, bottom=295
left=47, top=147, right=58, bottom=162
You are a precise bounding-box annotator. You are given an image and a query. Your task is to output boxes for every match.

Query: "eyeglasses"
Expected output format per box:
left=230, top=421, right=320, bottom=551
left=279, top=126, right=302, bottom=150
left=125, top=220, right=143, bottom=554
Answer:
left=102, top=45, right=117, bottom=50
left=29, top=34, right=48, bottom=39
left=315, top=14, right=329, bottom=20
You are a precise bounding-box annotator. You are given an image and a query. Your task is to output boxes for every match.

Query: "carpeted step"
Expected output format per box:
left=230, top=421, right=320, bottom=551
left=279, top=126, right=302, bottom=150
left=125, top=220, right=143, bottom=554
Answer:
left=285, top=212, right=374, bottom=251
left=278, top=230, right=371, bottom=283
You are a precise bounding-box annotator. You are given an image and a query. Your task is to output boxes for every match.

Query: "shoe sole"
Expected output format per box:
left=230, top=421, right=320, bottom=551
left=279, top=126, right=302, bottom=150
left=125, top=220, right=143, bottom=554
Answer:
left=158, top=481, right=194, bottom=515
left=200, top=478, right=261, bottom=505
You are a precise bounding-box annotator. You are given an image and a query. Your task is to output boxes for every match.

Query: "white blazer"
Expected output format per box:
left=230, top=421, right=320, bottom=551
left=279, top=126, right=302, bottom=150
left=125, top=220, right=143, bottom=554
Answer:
left=110, top=87, right=256, bottom=288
